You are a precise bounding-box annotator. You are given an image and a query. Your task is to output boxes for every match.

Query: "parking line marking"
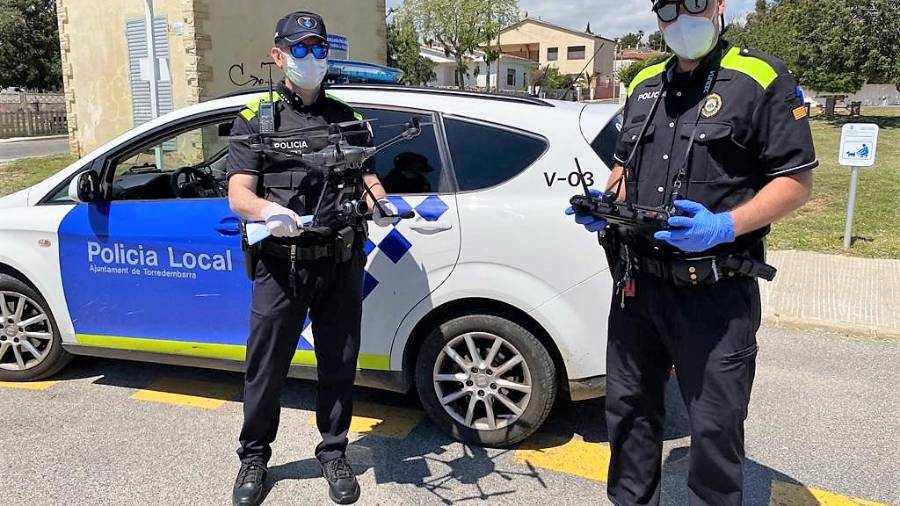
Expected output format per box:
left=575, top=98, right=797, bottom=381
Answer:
left=514, top=435, right=611, bottom=482
left=130, top=377, right=241, bottom=410
left=770, top=481, right=890, bottom=506
left=307, top=401, right=424, bottom=439
left=0, top=380, right=58, bottom=391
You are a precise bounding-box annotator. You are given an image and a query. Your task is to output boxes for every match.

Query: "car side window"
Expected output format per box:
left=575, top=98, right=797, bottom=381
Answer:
left=444, top=118, right=548, bottom=192
left=108, top=122, right=230, bottom=201
left=591, top=112, right=624, bottom=169
left=355, top=107, right=444, bottom=195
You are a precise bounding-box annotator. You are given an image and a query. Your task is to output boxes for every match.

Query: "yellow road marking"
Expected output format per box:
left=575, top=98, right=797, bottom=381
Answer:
left=770, top=481, right=891, bottom=506
left=514, top=435, right=611, bottom=482
left=130, top=377, right=241, bottom=410
left=0, top=380, right=58, bottom=391
left=307, top=401, right=424, bottom=439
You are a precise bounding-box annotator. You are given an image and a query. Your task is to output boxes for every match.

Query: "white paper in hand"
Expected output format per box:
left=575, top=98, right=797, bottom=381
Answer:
left=245, top=215, right=314, bottom=246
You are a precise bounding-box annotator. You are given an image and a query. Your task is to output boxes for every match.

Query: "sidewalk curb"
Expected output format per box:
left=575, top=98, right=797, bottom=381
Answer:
left=0, top=134, right=68, bottom=144
left=763, top=314, right=900, bottom=341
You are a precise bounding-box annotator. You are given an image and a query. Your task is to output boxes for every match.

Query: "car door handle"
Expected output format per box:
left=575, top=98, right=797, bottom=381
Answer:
left=216, top=217, right=242, bottom=236
left=408, top=220, right=452, bottom=233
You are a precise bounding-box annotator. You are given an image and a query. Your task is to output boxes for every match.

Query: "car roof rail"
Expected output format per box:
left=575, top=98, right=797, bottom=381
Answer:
left=216, top=84, right=555, bottom=107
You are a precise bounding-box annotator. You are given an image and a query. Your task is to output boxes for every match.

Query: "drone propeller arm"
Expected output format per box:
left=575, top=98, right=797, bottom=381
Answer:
left=369, top=125, right=423, bottom=159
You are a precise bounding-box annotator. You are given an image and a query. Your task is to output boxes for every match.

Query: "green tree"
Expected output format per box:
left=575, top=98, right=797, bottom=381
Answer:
left=648, top=30, right=666, bottom=52
left=728, top=0, right=900, bottom=93
left=533, top=65, right=570, bottom=89
left=619, top=31, right=644, bottom=49
left=401, top=0, right=519, bottom=90
left=0, top=0, right=62, bottom=90
left=387, top=14, right=436, bottom=86
left=617, top=53, right=670, bottom=88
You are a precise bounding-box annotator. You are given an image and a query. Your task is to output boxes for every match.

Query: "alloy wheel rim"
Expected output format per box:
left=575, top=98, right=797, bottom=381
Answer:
left=432, top=331, right=532, bottom=431
left=0, top=291, right=52, bottom=372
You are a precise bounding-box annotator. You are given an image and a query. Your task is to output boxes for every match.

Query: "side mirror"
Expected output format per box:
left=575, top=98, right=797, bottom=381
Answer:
left=68, top=170, right=101, bottom=203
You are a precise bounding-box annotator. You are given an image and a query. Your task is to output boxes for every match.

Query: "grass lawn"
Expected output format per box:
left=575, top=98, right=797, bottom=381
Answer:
left=0, top=154, right=75, bottom=197
left=0, top=108, right=898, bottom=258
left=768, top=107, right=900, bottom=258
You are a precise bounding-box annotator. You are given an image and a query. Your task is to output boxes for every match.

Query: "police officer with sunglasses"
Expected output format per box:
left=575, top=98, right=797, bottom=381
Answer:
left=227, top=11, right=396, bottom=506
left=567, top=0, right=815, bottom=504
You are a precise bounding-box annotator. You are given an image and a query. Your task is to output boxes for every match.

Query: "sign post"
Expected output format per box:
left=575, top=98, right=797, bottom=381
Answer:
left=838, top=123, right=879, bottom=250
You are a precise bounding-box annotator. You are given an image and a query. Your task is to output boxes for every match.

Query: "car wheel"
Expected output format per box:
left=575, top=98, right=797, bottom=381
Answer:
left=0, top=274, right=71, bottom=381
left=415, top=314, right=557, bottom=448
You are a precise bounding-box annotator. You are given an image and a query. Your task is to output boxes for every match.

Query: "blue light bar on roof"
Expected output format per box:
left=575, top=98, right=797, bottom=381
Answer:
left=326, top=59, right=404, bottom=84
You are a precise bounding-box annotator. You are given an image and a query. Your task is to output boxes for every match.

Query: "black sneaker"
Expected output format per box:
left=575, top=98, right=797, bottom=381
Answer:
left=321, top=457, right=360, bottom=504
left=232, top=461, right=267, bottom=506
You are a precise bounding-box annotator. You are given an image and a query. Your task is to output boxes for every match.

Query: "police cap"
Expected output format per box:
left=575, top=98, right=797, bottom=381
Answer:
left=274, top=11, right=328, bottom=45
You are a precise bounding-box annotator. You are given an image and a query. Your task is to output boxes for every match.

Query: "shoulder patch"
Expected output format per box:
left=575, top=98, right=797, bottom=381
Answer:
left=720, top=47, right=780, bottom=90
left=627, top=58, right=671, bottom=97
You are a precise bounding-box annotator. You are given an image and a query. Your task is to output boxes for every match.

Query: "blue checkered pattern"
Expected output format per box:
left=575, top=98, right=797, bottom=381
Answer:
left=299, top=315, right=314, bottom=350
left=297, top=195, right=450, bottom=350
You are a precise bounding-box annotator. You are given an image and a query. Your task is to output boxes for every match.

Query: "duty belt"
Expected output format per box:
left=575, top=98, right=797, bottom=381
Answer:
left=625, top=252, right=777, bottom=286
left=260, top=241, right=335, bottom=261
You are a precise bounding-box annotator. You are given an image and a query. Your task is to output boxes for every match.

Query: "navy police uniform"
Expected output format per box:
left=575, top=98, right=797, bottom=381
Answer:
left=605, top=39, right=816, bottom=505
left=226, top=82, right=374, bottom=466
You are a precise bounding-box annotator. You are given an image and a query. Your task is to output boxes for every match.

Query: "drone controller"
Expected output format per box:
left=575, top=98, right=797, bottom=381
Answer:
left=229, top=114, right=421, bottom=232
left=569, top=158, right=675, bottom=233
left=569, top=194, right=673, bottom=232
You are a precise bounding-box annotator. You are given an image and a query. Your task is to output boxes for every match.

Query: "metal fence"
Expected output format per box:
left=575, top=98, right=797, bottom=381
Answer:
left=0, top=90, right=66, bottom=113
left=0, top=110, right=68, bottom=138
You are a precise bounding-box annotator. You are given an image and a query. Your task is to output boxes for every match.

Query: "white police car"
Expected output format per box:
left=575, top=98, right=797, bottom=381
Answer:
left=0, top=85, right=622, bottom=447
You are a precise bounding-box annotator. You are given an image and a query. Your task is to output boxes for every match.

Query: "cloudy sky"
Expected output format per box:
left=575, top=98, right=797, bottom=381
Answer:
left=385, top=0, right=756, bottom=39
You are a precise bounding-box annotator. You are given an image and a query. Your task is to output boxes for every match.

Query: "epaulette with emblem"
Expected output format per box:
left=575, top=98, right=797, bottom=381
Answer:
left=721, top=46, right=789, bottom=90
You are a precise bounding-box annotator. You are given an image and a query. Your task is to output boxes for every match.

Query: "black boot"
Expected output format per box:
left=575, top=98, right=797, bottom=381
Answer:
left=232, top=461, right=267, bottom=506
left=321, top=457, right=360, bottom=504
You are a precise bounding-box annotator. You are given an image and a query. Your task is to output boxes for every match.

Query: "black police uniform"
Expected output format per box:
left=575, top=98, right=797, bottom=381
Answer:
left=604, top=39, right=816, bottom=506
left=226, top=82, right=375, bottom=466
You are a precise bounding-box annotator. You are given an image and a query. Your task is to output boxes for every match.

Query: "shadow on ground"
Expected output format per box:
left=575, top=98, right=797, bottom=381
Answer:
left=57, top=355, right=820, bottom=504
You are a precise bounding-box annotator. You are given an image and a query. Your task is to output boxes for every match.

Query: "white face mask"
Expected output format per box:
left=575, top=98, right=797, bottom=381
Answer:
left=663, top=12, right=720, bottom=60
left=283, top=52, right=328, bottom=90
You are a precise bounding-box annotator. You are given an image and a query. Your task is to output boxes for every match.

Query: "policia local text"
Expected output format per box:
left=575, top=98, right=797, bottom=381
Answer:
left=86, top=241, right=235, bottom=272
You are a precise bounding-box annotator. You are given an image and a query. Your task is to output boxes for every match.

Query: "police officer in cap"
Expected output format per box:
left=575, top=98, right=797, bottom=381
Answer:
left=227, top=11, right=396, bottom=506
left=567, top=0, right=815, bottom=504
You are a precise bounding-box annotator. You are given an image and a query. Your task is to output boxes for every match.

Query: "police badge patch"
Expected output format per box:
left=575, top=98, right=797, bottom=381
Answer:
left=701, top=93, right=723, bottom=118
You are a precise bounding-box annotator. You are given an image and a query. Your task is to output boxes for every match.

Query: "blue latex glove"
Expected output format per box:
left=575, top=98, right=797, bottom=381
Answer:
left=654, top=200, right=735, bottom=252
left=565, top=189, right=608, bottom=233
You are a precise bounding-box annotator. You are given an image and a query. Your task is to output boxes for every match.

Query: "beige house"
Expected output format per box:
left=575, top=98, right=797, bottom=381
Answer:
left=56, top=0, right=387, bottom=157
left=495, top=17, right=616, bottom=85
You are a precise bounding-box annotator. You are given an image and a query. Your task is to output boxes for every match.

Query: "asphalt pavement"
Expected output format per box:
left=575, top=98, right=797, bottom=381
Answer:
left=1, top=324, right=897, bottom=506
left=0, top=135, right=70, bottom=161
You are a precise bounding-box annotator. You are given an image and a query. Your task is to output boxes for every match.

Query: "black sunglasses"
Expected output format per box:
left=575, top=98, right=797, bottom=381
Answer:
left=654, top=0, right=709, bottom=23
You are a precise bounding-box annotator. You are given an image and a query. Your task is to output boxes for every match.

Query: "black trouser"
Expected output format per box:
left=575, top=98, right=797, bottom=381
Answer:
left=237, top=246, right=364, bottom=466
left=606, top=273, right=760, bottom=506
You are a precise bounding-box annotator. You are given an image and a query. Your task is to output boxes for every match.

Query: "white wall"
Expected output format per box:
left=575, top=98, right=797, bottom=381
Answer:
left=430, top=60, right=530, bottom=91
left=806, top=84, right=900, bottom=107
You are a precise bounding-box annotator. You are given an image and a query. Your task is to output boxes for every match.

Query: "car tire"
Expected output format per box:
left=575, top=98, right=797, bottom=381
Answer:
left=415, top=313, right=557, bottom=448
left=0, top=274, right=71, bottom=381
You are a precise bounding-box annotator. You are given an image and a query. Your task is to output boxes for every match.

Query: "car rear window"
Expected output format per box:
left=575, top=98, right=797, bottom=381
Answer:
left=444, top=118, right=547, bottom=192
left=591, top=112, right=624, bottom=169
